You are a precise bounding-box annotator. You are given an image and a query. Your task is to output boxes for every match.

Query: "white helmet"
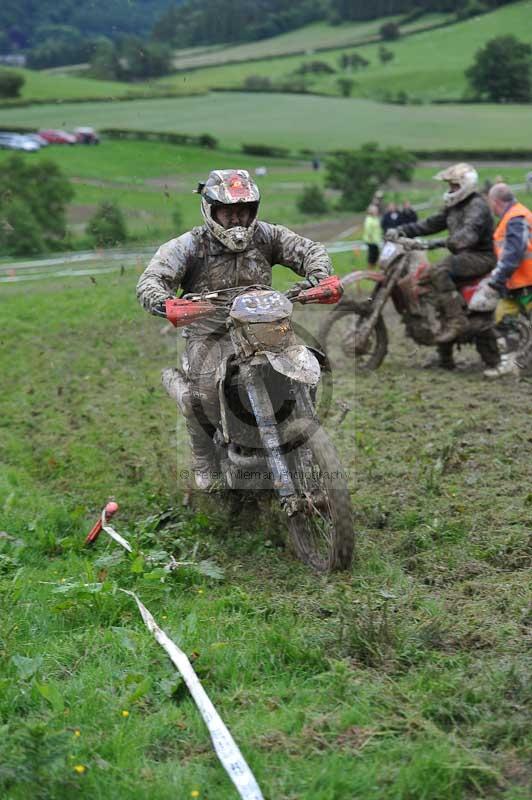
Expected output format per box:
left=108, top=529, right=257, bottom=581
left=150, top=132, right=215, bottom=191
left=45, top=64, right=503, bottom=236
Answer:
left=434, top=163, right=478, bottom=208
left=197, top=169, right=260, bottom=252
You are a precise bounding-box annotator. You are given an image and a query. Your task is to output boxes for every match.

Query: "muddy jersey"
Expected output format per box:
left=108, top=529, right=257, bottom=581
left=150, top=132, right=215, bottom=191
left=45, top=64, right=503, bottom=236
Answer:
left=399, top=193, right=495, bottom=255
left=137, top=221, right=331, bottom=315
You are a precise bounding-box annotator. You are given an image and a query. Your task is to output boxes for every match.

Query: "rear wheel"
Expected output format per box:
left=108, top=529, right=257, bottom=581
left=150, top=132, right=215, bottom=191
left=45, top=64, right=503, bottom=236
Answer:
left=285, top=420, right=354, bottom=573
left=318, top=300, right=388, bottom=371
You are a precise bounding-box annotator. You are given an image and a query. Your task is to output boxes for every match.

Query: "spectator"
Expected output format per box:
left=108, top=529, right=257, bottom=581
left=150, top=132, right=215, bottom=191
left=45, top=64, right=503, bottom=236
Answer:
left=398, top=199, right=418, bottom=225
left=481, top=183, right=532, bottom=378
left=381, top=202, right=400, bottom=233
left=371, top=189, right=384, bottom=215
left=363, top=205, right=383, bottom=267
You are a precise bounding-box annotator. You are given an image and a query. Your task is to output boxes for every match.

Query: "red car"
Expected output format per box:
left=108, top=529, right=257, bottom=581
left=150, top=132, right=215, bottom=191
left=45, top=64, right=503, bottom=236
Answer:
left=38, top=129, right=77, bottom=145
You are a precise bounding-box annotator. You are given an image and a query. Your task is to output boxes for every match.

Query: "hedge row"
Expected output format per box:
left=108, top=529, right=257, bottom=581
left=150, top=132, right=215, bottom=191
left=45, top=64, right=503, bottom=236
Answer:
left=102, top=128, right=218, bottom=149
left=0, top=90, right=205, bottom=110
left=412, top=149, right=532, bottom=160
left=2, top=123, right=530, bottom=161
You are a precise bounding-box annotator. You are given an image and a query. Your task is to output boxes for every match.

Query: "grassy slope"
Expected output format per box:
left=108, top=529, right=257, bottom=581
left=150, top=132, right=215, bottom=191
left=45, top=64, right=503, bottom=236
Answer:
left=2, top=68, right=163, bottom=102
left=0, top=141, right=530, bottom=248
left=158, top=1, right=532, bottom=101
left=0, top=141, right=341, bottom=242
left=1, top=93, right=532, bottom=151
left=4, top=3, right=530, bottom=106
left=0, top=265, right=529, bottom=799
left=171, top=14, right=449, bottom=70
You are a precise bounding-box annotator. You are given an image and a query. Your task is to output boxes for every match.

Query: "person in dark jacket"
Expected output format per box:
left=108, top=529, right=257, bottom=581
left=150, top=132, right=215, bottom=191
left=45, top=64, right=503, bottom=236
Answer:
left=381, top=202, right=400, bottom=233
left=388, top=163, right=495, bottom=343
left=398, top=199, right=418, bottom=226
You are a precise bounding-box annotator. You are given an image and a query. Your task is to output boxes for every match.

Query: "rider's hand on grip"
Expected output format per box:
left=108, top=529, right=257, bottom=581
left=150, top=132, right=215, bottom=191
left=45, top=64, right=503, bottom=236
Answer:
left=427, top=238, right=448, bottom=250
left=384, top=229, right=401, bottom=242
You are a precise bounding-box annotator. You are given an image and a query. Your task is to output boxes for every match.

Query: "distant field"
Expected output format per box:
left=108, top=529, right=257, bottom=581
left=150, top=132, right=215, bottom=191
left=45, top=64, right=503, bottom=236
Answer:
left=1, top=138, right=530, bottom=250
left=1, top=68, right=156, bottom=102
left=159, top=1, right=532, bottom=101
left=2, top=67, right=202, bottom=104
left=0, top=140, right=351, bottom=242
left=171, top=14, right=448, bottom=70
left=1, top=93, right=531, bottom=152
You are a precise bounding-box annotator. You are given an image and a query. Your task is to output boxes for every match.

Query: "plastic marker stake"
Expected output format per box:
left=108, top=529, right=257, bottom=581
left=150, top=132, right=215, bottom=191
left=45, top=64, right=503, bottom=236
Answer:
left=100, top=507, right=132, bottom=553
left=85, top=501, right=119, bottom=545
left=122, top=590, right=264, bottom=800
left=85, top=501, right=131, bottom=552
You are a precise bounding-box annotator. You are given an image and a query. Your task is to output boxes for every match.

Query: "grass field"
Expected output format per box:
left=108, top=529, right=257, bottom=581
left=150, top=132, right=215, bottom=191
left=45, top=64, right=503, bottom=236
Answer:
left=170, top=14, right=449, bottom=70
left=0, top=259, right=530, bottom=799
left=2, top=93, right=532, bottom=153
left=10, top=3, right=529, bottom=105
left=0, top=140, right=530, bottom=249
left=0, top=68, right=193, bottom=104
left=159, top=1, right=532, bottom=102
left=0, top=140, right=351, bottom=244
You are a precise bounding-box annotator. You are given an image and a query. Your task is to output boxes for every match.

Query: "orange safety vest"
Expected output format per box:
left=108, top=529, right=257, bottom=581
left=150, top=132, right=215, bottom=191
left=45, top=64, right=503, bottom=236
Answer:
left=493, top=202, right=532, bottom=289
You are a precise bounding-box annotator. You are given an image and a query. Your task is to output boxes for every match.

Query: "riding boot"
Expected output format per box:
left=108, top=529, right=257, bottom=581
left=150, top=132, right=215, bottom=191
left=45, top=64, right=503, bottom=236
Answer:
left=161, top=368, right=218, bottom=490
left=435, top=292, right=469, bottom=344
left=483, top=353, right=520, bottom=379
left=422, top=343, right=455, bottom=370
left=185, top=416, right=219, bottom=491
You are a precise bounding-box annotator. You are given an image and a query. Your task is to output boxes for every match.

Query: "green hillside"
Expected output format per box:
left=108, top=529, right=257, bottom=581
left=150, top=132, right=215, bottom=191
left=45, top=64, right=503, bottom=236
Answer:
left=4, top=2, right=530, bottom=106
left=171, top=13, right=449, bottom=70
left=2, top=94, right=531, bottom=152
left=158, top=1, right=532, bottom=101
left=1, top=67, right=200, bottom=104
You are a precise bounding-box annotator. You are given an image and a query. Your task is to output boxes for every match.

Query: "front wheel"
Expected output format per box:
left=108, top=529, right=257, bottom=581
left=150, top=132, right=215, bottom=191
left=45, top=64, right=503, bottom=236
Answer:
left=285, top=420, right=354, bottom=573
left=318, top=300, right=388, bottom=371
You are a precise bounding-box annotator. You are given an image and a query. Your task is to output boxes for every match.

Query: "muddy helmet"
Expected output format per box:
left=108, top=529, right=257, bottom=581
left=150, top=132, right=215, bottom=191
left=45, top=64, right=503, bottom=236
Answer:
left=197, top=169, right=260, bottom=251
left=434, top=163, right=478, bottom=208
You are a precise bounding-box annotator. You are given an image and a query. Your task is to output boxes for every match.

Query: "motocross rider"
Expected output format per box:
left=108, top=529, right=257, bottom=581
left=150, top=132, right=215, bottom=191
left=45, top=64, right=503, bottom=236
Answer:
left=136, top=169, right=332, bottom=490
left=387, top=163, right=496, bottom=344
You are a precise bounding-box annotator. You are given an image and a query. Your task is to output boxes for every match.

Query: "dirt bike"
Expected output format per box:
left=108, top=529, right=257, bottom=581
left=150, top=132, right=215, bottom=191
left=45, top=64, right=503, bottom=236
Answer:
left=319, top=237, right=505, bottom=371
left=164, top=276, right=354, bottom=573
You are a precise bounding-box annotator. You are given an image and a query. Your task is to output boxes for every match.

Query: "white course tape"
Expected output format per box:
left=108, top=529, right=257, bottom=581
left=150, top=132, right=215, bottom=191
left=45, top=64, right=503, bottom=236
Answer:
left=101, top=509, right=133, bottom=552
left=122, top=589, right=265, bottom=800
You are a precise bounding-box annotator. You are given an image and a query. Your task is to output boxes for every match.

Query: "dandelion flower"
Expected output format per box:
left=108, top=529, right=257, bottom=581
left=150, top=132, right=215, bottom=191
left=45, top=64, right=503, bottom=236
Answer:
left=191, top=791, right=200, bottom=798
left=73, top=764, right=86, bottom=775
left=74, top=729, right=81, bottom=737
left=121, top=709, right=130, bottom=718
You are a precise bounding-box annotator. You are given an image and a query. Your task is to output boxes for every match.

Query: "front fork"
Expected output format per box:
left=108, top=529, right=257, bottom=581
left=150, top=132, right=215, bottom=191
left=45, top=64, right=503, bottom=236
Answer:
left=355, top=260, right=407, bottom=351
left=240, top=364, right=300, bottom=515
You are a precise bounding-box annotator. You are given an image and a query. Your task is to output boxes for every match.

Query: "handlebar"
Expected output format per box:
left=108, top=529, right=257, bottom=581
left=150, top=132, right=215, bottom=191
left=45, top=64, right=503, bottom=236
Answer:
left=384, top=234, right=447, bottom=251
left=164, top=276, right=343, bottom=328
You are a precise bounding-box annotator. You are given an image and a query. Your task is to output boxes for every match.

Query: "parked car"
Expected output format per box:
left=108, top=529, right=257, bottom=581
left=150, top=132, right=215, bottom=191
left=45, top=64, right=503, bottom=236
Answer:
left=0, top=132, right=40, bottom=152
left=38, top=129, right=77, bottom=145
left=73, top=127, right=100, bottom=145
left=27, top=133, right=49, bottom=147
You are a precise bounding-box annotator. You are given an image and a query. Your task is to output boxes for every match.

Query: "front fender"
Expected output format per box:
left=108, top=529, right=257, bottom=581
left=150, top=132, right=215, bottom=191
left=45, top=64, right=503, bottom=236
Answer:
left=342, top=270, right=385, bottom=287
left=265, top=345, right=320, bottom=386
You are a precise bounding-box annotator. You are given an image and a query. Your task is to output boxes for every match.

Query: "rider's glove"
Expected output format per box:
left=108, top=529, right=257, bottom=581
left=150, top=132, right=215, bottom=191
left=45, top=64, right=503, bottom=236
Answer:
left=295, top=273, right=326, bottom=291
left=152, top=298, right=172, bottom=318
left=487, top=267, right=505, bottom=294
left=384, top=228, right=401, bottom=242
left=427, top=238, right=448, bottom=250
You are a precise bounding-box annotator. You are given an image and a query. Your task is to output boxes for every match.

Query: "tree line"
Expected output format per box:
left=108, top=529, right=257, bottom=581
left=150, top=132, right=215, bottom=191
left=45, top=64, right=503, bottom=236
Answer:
left=1, top=0, right=518, bottom=57
left=152, top=0, right=519, bottom=47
